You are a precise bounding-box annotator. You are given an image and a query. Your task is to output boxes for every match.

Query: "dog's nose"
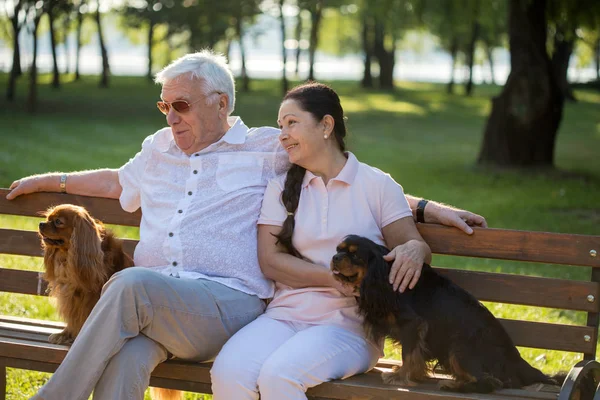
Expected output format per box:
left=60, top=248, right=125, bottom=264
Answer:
left=39, top=222, right=45, bottom=229
left=332, top=253, right=343, bottom=263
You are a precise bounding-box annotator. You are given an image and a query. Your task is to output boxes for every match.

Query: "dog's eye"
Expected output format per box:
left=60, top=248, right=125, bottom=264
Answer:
left=54, top=218, right=63, bottom=226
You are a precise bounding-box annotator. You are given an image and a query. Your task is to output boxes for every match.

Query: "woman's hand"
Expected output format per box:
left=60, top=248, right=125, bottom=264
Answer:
left=329, top=273, right=358, bottom=297
left=383, top=240, right=429, bottom=293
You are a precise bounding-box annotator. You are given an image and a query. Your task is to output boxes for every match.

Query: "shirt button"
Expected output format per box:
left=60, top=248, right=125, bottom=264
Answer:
left=188, top=191, right=192, bottom=195
left=172, top=261, right=178, bottom=266
left=169, top=232, right=174, bottom=237
left=178, top=210, right=183, bottom=213
left=193, top=170, right=198, bottom=174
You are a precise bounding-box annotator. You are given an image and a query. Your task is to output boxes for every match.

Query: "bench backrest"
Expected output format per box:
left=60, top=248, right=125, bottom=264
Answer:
left=1, top=189, right=600, bottom=358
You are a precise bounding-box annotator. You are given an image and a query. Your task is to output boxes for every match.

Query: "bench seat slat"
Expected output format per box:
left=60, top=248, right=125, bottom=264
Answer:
left=0, top=340, right=556, bottom=400
left=437, top=268, right=600, bottom=312
left=0, top=316, right=64, bottom=329
left=0, top=189, right=141, bottom=226
left=0, top=328, right=55, bottom=343
left=418, top=224, right=600, bottom=268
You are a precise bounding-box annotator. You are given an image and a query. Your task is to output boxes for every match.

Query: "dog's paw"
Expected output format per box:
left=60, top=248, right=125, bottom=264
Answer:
left=382, top=371, right=418, bottom=387
left=48, top=331, right=74, bottom=345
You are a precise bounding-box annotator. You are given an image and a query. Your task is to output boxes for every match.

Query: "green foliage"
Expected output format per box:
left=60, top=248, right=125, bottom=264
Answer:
left=0, top=74, right=599, bottom=397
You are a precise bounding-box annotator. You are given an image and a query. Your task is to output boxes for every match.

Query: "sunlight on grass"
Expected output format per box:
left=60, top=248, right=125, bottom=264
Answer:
left=575, top=90, right=600, bottom=104
left=367, top=94, right=426, bottom=115
left=338, top=96, right=369, bottom=112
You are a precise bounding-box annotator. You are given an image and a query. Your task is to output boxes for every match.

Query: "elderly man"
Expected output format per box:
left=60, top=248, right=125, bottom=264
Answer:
left=7, top=50, right=486, bottom=400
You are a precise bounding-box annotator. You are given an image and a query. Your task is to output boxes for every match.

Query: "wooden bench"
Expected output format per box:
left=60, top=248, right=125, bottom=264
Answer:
left=1, top=188, right=600, bottom=400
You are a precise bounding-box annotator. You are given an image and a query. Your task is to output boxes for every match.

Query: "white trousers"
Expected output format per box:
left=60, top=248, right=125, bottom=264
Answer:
left=32, top=267, right=265, bottom=400
left=211, top=315, right=380, bottom=400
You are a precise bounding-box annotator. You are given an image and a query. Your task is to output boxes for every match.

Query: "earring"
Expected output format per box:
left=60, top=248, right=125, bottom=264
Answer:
left=324, top=135, right=328, bottom=139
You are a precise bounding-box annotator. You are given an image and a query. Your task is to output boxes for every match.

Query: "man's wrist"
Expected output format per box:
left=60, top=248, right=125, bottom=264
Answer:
left=59, top=174, right=67, bottom=193
left=416, top=199, right=429, bottom=223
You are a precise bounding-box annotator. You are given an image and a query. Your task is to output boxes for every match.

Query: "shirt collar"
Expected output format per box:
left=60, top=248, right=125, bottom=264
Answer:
left=158, top=116, right=248, bottom=153
left=301, top=152, right=359, bottom=188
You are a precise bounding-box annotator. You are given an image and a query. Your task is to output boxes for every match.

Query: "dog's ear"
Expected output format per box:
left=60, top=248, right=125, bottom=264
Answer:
left=67, top=210, right=108, bottom=290
left=360, top=243, right=393, bottom=302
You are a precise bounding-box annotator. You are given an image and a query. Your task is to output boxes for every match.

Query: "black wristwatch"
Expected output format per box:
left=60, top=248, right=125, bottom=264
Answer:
left=416, top=199, right=429, bottom=223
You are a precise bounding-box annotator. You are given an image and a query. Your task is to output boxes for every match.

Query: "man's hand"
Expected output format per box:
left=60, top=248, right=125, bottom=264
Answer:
left=383, top=240, right=428, bottom=293
left=424, top=202, right=487, bottom=235
left=6, top=176, right=44, bottom=200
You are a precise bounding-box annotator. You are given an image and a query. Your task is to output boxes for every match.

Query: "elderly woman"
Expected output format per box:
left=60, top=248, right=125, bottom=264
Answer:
left=211, top=82, right=438, bottom=399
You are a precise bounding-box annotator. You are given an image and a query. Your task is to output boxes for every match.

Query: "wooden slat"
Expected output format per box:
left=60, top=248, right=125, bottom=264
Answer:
left=0, top=328, right=53, bottom=343
left=0, top=348, right=554, bottom=400
left=0, top=269, right=47, bottom=296
left=0, top=316, right=64, bottom=329
left=501, top=319, right=596, bottom=353
left=0, top=229, right=43, bottom=257
left=0, top=322, right=60, bottom=337
left=418, top=224, right=600, bottom=268
left=0, top=189, right=141, bottom=226
left=0, top=229, right=138, bottom=257
left=306, top=371, right=556, bottom=400
left=436, top=268, right=600, bottom=312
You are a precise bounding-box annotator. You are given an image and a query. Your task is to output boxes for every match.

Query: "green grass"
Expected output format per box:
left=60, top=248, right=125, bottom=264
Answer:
left=0, top=73, right=599, bottom=398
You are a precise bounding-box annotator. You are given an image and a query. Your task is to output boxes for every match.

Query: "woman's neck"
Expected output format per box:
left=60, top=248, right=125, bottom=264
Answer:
left=309, top=150, right=348, bottom=186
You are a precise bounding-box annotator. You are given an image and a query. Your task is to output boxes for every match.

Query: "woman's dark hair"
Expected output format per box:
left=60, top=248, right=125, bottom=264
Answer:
left=275, top=82, right=347, bottom=258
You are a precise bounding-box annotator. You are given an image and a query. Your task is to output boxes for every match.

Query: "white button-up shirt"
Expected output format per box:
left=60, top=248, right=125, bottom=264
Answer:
left=118, top=117, right=289, bottom=298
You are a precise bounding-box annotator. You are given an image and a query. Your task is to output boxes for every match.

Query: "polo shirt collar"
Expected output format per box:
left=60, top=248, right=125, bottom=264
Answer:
left=159, top=116, right=248, bottom=152
left=301, top=152, right=359, bottom=188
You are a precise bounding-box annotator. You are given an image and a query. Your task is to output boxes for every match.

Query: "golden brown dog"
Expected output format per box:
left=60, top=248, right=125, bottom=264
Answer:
left=39, top=204, right=134, bottom=345
left=39, top=204, right=182, bottom=400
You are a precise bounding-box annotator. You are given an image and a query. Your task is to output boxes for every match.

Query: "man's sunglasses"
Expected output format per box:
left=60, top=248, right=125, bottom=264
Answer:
left=156, top=98, right=203, bottom=115
left=156, top=91, right=223, bottom=115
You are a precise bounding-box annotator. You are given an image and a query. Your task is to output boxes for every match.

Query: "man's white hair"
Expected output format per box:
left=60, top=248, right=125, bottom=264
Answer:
left=155, top=50, right=236, bottom=115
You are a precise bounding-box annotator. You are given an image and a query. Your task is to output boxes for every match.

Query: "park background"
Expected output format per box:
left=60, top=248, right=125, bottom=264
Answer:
left=1, top=0, right=600, bottom=398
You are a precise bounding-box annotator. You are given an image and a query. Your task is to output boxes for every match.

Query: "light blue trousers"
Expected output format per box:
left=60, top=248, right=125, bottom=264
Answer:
left=33, top=267, right=265, bottom=400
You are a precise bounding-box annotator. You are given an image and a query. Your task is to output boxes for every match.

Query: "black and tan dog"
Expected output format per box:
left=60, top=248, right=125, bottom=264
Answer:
left=330, top=234, right=559, bottom=393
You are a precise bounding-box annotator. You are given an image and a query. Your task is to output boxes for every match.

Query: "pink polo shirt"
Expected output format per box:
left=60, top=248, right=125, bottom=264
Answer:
left=258, top=152, right=412, bottom=341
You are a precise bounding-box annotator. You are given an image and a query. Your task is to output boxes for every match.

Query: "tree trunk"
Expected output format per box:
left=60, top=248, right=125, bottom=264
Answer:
left=294, top=9, right=302, bottom=76
left=95, top=8, right=110, bottom=88
left=551, top=27, right=576, bottom=101
left=27, top=14, right=43, bottom=113
left=485, top=41, right=496, bottom=85
left=464, top=0, right=481, bottom=96
left=6, top=3, right=22, bottom=101
left=64, top=14, right=72, bottom=75
left=361, top=14, right=373, bottom=88
left=478, top=0, right=564, bottom=168
left=279, top=0, right=288, bottom=95
left=447, top=36, right=458, bottom=94
left=48, top=5, right=61, bottom=88
left=236, top=16, right=250, bottom=92
left=374, top=21, right=395, bottom=90
left=307, top=0, right=323, bottom=81
left=596, top=38, right=600, bottom=80
left=75, top=6, right=83, bottom=81
left=147, top=20, right=154, bottom=81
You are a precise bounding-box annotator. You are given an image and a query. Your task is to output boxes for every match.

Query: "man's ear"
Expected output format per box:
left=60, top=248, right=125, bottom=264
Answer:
left=219, top=94, right=228, bottom=112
